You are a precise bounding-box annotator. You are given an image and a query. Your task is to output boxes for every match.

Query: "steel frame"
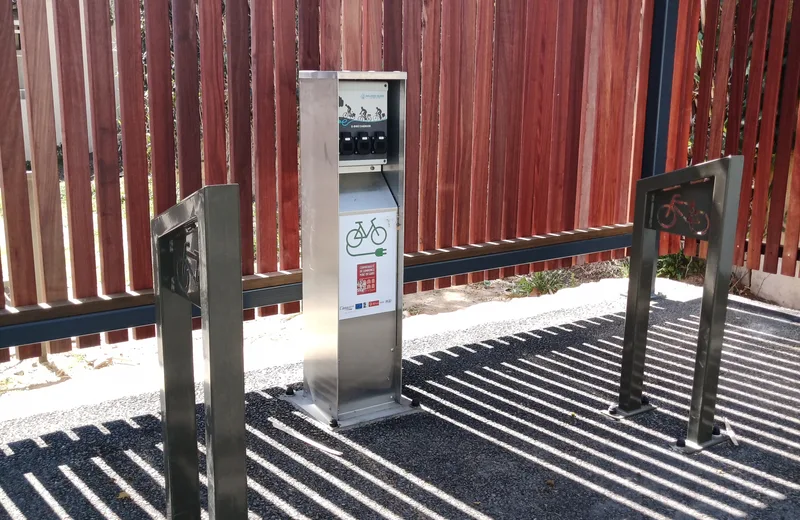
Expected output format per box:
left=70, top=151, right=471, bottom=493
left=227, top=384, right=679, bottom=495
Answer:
left=607, top=157, right=743, bottom=454
left=151, top=185, right=247, bottom=519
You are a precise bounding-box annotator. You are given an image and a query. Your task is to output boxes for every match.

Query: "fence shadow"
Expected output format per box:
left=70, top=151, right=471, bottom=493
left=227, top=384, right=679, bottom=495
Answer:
left=0, top=298, right=798, bottom=519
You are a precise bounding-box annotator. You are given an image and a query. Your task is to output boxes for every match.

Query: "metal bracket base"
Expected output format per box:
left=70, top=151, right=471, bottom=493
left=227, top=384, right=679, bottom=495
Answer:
left=602, top=404, right=656, bottom=421
left=671, top=432, right=731, bottom=454
left=282, top=391, right=420, bottom=431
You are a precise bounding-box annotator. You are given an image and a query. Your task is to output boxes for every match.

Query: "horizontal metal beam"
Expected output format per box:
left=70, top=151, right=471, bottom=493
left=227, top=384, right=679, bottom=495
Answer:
left=0, top=230, right=631, bottom=348
left=405, top=233, right=632, bottom=282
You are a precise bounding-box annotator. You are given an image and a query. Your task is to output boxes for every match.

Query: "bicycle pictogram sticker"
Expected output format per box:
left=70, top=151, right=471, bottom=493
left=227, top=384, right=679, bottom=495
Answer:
left=656, top=194, right=710, bottom=236
left=346, top=218, right=388, bottom=257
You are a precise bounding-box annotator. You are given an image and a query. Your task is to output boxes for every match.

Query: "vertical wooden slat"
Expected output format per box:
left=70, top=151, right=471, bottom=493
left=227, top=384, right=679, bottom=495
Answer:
left=522, top=1, right=557, bottom=273
left=17, top=0, right=71, bottom=353
left=628, top=0, right=653, bottom=219
left=435, top=0, right=460, bottom=289
left=115, top=0, right=154, bottom=340
left=691, top=0, right=720, bottom=164
left=83, top=0, right=127, bottom=345
left=781, top=107, right=800, bottom=276
left=550, top=0, right=578, bottom=266
left=198, top=0, right=226, bottom=186
left=613, top=0, right=642, bottom=260
left=733, top=0, right=771, bottom=265
left=362, top=0, right=382, bottom=70
left=145, top=0, right=176, bottom=215
left=417, top=0, right=440, bottom=290
left=543, top=1, right=564, bottom=267
left=724, top=0, right=753, bottom=158
left=467, top=0, right=494, bottom=284
left=452, top=0, right=477, bottom=286
left=575, top=0, right=600, bottom=251
left=274, top=0, right=301, bottom=314
left=342, top=0, right=362, bottom=70
left=747, top=0, right=789, bottom=271
left=227, top=0, right=254, bottom=320
left=589, top=0, right=625, bottom=263
left=763, top=8, right=800, bottom=273
left=402, top=0, right=422, bottom=294
left=0, top=0, right=39, bottom=358
left=488, top=0, right=523, bottom=279
left=173, top=0, right=202, bottom=198
left=707, top=0, right=736, bottom=160
left=383, top=0, right=402, bottom=71
left=500, top=0, right=526, bottom=277
left=561, top=0, right=589, bottom=267
left=299, top=0, right=321, bottom=69
left=515, top=1, right=539, bottom=275
left=253, top=0, right=279, bottom=316
left=320, top=0, right=342, bottom=70
left=52, top=0, right=99, bottom=349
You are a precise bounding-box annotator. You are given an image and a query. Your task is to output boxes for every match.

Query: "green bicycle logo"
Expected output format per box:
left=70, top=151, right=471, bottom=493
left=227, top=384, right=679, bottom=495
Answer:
left=346, top=218, right=388, bottom=257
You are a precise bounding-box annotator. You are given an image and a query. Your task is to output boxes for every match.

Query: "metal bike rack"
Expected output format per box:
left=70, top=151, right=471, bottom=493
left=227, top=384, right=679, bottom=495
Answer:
left=605, top=156, right=743, bottom=454
left=151, top=185, right=247, bottom=518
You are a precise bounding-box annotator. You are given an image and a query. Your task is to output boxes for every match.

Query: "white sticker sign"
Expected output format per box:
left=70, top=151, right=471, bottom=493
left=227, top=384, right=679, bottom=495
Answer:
left=339, top=210, right=397, bottom=320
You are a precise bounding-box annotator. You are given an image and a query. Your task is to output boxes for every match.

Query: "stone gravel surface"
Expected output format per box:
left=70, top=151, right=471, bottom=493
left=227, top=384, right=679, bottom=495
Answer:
left=0, top=279, right=798, bottom=519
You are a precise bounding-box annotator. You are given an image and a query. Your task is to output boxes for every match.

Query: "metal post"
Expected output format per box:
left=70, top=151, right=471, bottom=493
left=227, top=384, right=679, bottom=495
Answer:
left=152, top=185, right=247, bottom=519
left=686, top=159, right=742, bottom=447
left=641, top=0, right=679, bottom=294
left=154, top=243, right=199, bottom=518
left=640, top=0, right=679, bottom=180
left=608, top=184, right=658, bottom=418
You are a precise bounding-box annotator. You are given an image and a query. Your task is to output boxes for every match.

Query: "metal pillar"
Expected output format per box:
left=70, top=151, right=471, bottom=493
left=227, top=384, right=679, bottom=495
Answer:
left=607, top=157, right=743, bottom=454
left=641, top=0, right=679, bottom=294
left=640, top=0, right=679, bottom=180
left=286, top=71, right=416, bottom=430
left=151, top=185, right=247, bottom=519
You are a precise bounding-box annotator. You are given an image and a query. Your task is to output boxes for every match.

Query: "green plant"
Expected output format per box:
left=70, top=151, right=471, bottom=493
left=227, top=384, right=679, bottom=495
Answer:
left=657, top=253, right=688, bottom=280
left=657, top=252, right=706, bottom=280
left=617, top=259, right=630, bottom=278
left=514, top=269, right=571, bottom=296
left=513, top=276, right=536, bottom=296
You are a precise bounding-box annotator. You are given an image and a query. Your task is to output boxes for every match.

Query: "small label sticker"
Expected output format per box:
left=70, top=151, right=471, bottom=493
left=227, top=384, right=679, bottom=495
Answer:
left=357, top=262, right=377, bottom=295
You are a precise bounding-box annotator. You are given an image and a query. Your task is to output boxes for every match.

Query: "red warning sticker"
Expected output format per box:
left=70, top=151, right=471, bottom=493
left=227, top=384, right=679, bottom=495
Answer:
left=356, top=262, right=377, bottom=295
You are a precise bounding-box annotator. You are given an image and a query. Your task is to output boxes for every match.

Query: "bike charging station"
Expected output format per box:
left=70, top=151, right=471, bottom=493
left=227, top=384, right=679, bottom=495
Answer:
left=151, top=185, right=248, bottom=518
left=605, top=156, right=743, bottom=454
left=285, top=71, right=417, bottom=429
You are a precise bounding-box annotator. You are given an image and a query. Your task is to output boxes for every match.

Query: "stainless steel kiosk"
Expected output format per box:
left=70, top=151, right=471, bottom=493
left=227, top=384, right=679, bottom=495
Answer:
left=286, top=71, right=416, bottom=428
left=605, top=156, right=743, bottom=454
left=151, top=185, right=247, bottom=518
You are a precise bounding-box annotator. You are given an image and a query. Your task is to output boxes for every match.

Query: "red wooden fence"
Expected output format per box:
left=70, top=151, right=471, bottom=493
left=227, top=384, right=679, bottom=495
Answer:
left=7, top=0, right=795, bottom=360
left=666, top=0, right=800, bottom=277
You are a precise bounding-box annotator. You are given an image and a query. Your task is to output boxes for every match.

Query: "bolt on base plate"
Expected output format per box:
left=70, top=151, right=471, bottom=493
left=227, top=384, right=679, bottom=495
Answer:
left=602, top=403, right=656, bottom=421
left=671, top=431, right=731, bottom=454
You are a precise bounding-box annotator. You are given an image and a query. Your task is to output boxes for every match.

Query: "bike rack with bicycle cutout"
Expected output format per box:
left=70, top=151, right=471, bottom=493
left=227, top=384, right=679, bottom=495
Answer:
left=151, top=185, right=248, bottom=519
left=604, top=156, right=744, bottom=454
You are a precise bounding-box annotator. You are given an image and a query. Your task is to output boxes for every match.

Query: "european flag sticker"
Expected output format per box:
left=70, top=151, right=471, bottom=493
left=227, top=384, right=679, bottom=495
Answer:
left=355, top=303, right=363, bottom=309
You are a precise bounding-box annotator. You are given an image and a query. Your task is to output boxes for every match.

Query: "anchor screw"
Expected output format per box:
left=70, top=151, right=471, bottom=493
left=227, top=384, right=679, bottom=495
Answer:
left=607, top=405, right=618, bottom=415
left=712, top=424, right=721, bottom=436
left=676, top=438, right=686, bottom=448
left=285, top=386, right=295, bottom=396
left=329, top=418, right=339, bottom=428
left=641, top=395, right=650, bottom=406
left=411, top=399, right=420, bottom=408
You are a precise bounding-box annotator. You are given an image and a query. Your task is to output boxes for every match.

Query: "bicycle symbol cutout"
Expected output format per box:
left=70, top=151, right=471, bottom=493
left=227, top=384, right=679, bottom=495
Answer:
left=346, top=218, right=388, bottom=257
left=656, top=193, right=710, bottom=236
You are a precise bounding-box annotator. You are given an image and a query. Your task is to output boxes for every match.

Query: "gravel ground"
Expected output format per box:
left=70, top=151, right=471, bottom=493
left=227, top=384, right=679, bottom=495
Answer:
left=0, top=279, right=798, bottom=519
